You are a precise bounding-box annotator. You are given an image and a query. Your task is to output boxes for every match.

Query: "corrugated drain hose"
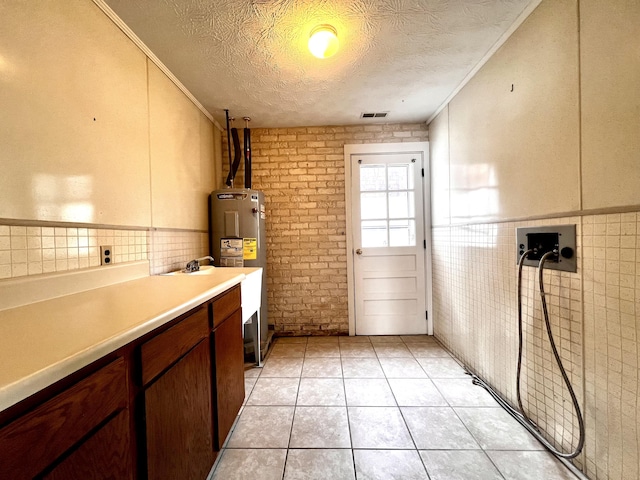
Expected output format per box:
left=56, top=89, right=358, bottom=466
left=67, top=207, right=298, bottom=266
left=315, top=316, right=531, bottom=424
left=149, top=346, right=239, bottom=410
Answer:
left=225, top=128, right=242, bottom=187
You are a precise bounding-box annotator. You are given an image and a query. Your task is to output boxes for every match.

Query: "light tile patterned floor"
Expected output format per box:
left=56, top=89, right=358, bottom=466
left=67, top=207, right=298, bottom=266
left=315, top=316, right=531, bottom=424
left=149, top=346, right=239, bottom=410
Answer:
left=211, top=335, right=577, bottom=480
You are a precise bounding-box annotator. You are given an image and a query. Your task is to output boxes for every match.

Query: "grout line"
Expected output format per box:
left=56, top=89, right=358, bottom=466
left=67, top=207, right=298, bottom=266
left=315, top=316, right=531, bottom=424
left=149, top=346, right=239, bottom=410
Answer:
left=280, top=448, right=289, bottom=480
left=341, top=355, right=356, bottom=478
left=241, top=336, right=580, bottom=479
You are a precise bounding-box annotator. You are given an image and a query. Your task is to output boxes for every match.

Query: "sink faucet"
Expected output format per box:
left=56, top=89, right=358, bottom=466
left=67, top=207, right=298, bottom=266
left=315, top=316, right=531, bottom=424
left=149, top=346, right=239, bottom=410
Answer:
left=185, top=256, right=214, bottom=273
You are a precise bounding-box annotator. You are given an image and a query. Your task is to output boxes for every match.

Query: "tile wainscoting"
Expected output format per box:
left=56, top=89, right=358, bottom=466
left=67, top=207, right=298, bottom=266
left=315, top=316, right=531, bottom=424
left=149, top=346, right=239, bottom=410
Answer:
left=432, top=212, right=640, bottom=480
left=0, top=224, right=148, bottom=279
left=0, top=223, right=209, bottom=279
left=148, top=229, right=209, bottom=275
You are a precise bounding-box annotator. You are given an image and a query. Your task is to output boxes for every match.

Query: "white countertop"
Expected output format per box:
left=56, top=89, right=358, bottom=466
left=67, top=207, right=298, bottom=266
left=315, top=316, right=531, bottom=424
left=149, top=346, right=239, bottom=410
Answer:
left=0, top=267, right=258, bottom=413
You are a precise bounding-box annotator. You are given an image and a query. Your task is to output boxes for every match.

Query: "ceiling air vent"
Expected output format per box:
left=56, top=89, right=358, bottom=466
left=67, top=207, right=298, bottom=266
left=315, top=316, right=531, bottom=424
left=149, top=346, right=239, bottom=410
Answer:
left=361, top=112, right=388, bottom=118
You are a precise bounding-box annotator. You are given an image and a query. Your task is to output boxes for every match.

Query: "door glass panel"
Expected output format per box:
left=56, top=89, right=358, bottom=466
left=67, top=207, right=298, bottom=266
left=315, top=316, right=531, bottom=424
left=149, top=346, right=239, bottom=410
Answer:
left=388, top=164, right=412, bottom=190
left=360, top=165, right=387, bottom=191
left=361, top=192, right=387, bottom=220
left=389, top=220, right=416, bottom=246
left=362, top=220, right=388, bottom=247
left=358, top=160, right=419, bottom=249
left=388, top=191, right=415, bottom=219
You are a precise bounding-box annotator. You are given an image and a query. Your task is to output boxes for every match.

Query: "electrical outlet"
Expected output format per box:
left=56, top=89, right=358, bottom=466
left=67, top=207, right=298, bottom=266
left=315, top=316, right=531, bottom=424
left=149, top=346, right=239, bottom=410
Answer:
left=101, top=245, right=113, bottom=265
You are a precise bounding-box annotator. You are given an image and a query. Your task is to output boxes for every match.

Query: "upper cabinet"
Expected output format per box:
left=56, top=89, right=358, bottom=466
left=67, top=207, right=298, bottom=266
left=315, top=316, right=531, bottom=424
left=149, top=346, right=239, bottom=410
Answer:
left=0, top=0, right=151, bottom=227
left=580, top=0, right=640, bottom=210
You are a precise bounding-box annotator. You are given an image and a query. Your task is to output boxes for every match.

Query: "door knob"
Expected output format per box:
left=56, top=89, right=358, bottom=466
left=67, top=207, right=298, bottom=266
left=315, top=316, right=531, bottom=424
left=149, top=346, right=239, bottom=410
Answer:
left=355, top=248, right=362, bottom=255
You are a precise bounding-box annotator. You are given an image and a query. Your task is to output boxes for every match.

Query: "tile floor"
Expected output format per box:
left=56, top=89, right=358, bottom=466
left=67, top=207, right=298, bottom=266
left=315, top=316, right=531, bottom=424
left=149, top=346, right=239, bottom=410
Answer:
left=210, top=335, right=577, bottom=480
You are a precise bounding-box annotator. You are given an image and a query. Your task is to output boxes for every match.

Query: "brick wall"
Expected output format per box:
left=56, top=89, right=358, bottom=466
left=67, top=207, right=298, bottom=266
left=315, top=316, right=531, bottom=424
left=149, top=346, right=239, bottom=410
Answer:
left=221, top=123, right=428, bottom=335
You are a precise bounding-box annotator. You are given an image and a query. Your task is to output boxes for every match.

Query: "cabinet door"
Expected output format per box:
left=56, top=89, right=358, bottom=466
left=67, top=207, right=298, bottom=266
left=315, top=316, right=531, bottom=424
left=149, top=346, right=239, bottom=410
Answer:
left=0, top=358, right=129, bottom=480
left=214, top=309, right=245, bottom=448
left=43, top=410, right=133, bottom=480
left=145, top=340, right=214, bottom=480
left=141, top=306, right=208, bottom=386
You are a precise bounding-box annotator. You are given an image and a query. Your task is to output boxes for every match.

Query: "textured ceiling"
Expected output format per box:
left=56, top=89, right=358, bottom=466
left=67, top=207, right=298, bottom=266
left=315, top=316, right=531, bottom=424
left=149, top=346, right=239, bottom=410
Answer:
left=104, top=0, right=535, bottom=128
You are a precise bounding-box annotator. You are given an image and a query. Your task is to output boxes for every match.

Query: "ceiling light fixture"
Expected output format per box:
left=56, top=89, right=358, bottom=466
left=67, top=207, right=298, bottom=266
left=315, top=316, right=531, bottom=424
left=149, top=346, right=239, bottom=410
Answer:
left=308, top=24, right=339, bottom=59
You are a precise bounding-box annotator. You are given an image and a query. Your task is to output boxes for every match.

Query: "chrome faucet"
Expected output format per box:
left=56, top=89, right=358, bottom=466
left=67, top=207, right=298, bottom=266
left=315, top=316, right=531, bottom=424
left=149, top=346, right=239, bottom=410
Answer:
left=185, top=256, right=214, bottom=273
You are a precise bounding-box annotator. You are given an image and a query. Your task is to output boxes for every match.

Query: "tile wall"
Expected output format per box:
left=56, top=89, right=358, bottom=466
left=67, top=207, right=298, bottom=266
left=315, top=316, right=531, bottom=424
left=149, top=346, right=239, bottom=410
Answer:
left=582, top=213, right=639, bottom=480
left=0, top=223, right=210, bottom=279
left=432, top=212, right=640, bottom=479
left=0, top=224, right=148, bottom=279
left=148, top=229, right=209, bottom=275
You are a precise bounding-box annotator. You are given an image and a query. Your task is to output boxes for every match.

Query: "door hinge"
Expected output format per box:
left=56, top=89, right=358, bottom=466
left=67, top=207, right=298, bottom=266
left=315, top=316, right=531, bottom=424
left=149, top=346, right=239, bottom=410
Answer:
left=423, top=239, right=426, bottom=249
left=426, top=310, right=429, bottom=320
left=421, top=168, right=425, bottom=177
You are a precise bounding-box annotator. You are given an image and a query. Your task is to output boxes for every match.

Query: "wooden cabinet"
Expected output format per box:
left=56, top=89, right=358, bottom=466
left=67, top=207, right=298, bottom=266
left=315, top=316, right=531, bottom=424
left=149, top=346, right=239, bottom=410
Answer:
left=0, top=284, right=244, bottom=479
left=141, top=306, right=209, bottom=385
left=144, top=339, right=214, bottom=480
left=43, top=410, right=132, bottom=480
left=0, top=358, right=132, bottom=480
left=213, top=284, right=241, bottom=329
left=140, top=306, right=214, bottom=480
left=213, top=308, right=244, bottom=448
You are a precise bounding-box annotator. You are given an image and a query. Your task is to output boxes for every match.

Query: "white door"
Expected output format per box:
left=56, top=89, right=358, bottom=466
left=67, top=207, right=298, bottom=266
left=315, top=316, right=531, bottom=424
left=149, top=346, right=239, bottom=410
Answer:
left=346, top=146, right=429, bottom=336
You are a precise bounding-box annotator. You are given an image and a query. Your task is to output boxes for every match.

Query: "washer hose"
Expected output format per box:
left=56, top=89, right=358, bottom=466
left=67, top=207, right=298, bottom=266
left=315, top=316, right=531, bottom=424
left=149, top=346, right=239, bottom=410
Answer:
left=471, top=250, right=585, bottom=462
left=514, top=249, right=585, bottom=459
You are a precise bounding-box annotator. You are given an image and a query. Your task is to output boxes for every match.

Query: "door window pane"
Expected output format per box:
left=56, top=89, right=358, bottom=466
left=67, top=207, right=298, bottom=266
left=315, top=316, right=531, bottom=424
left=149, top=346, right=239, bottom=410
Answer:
left=388, top=164, right=412, bottom=190
left=361, top=192, right=387, bottom=220
left=358, top=160, right=419, bottom=249
left=388, top=191, right=415, bottom=219
left=360, top=165, right=387, bottom=191
left=362, top=220, right=388, bottom=247
left=389, top=220, right=416, bottom=246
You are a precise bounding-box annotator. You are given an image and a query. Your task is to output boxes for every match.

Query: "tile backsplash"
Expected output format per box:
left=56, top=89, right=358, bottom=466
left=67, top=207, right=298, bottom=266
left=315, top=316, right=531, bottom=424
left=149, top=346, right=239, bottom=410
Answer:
left=149, top=229, right=209, bottom=275
left=0, top=225, right=148, bottom=279
left=0, top=223, right=209, bottom=279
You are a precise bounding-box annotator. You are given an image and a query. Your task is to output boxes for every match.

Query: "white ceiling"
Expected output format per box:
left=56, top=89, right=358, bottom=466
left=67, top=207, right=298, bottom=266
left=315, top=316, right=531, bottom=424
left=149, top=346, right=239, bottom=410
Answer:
left=103, top=0, right=535, bottom=128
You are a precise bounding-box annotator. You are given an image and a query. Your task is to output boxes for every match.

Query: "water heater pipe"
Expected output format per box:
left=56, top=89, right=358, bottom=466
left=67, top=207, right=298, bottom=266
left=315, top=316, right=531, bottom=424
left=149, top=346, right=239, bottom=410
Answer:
left=243, top=117, right=252, bottom=189
left=225, top=125, right=242, bottom=187
left=224, top=109, right=232, bottom=185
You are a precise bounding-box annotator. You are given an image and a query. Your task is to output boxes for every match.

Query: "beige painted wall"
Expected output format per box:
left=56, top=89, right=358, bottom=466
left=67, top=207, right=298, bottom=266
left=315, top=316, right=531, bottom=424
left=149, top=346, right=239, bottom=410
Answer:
left=0, top=0, right=218, bottom=280
left=448, top=0, right=581, bottom=223
left=0, top=0, right=150, bottom=227
left=148, top=61, right=215, bottom=230
left=580, top=0, right=640, bottom=210
left=0, top=1, right=217, bottom=230
left=429, top=105, right=450, bottom=227
left=429, top=1, right=640, bottom=479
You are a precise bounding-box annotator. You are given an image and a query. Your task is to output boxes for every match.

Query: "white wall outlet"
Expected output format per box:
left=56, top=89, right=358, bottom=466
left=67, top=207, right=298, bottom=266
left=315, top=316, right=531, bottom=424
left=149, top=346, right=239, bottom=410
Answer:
left=101, top=245, right=113, bottom=265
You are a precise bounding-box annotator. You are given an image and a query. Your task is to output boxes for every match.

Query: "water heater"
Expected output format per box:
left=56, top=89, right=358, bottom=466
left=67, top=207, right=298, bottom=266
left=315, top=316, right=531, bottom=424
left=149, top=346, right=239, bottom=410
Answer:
left=210, top=188, right=268, bottom=359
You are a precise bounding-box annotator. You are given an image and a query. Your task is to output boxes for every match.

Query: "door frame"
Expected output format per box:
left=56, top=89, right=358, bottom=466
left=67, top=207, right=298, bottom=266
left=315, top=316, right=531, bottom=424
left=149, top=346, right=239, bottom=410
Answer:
left=344, top=142, right=433, bottom=336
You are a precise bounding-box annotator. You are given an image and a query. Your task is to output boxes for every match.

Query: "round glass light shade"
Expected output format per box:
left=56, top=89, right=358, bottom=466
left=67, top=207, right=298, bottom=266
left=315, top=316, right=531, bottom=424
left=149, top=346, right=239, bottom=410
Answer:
left=308, top=25, right=339, bottom=59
